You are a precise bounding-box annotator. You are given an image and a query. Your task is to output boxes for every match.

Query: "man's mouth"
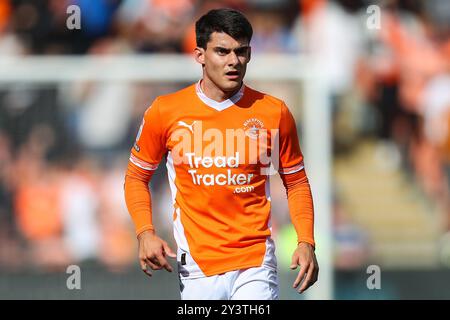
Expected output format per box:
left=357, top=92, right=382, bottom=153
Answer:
left=225, top=71, right=240, bottom=79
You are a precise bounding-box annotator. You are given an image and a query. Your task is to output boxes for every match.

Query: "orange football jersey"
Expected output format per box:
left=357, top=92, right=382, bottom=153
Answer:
left=129, top=81, right=308, bottom=277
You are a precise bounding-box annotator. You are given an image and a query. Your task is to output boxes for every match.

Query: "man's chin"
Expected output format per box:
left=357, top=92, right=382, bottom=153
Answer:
left=223, top=79, right=242, bottom=90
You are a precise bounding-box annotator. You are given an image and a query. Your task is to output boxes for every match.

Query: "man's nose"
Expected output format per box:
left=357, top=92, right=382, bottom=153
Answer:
left=228, top=52, right=239, bottom=66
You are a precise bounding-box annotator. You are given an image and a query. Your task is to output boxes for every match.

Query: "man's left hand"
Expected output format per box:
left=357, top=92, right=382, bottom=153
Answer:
left=290, top=242, right=319, bottom=293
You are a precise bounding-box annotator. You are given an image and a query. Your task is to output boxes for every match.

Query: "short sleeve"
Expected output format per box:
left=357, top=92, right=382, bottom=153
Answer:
left=278, top=102, right=304, bottom=174
left=129, top=98, right=167, bottom=170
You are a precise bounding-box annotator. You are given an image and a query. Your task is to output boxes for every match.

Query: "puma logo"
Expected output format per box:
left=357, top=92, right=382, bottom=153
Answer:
left=178, top=121, right=197, bottom=133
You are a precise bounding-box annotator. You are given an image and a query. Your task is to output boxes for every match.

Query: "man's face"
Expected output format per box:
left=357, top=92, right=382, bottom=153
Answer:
left=195, top=32, right=251, bottom=93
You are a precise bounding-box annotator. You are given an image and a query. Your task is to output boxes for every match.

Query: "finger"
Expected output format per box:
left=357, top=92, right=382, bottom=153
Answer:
left=290, top=255, right=299, bottom=270
left=293, top=263, right=308, bottom=288
left=149, top=256, right=162, bottom=266
left=140, top=260, right=152, bottom=277
left=163, top=242, right=177, bottom=258
left=299, top=264, right=316, bottom=293
left=156, top=254, right=173, bottom=272
left=313, top=264, right=319, bottom=281
left=146, top=257, right=162, bottom=270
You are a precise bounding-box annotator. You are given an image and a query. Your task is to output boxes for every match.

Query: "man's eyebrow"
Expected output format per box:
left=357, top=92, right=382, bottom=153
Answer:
left=213, top=45, right=250, bottom=51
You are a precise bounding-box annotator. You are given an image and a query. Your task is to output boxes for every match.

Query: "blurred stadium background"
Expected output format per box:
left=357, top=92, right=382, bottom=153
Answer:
left=1, top=0, right=450, bottom=299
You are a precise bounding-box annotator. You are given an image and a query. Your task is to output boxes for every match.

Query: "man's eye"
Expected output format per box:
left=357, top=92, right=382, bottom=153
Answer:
left=235, top=49, right=248, bottom=56
left=217, top=49, right=227, bottom=55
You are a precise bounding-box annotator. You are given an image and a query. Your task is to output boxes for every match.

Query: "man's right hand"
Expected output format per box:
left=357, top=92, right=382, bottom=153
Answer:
left=138, top=230, right=176, bottom=277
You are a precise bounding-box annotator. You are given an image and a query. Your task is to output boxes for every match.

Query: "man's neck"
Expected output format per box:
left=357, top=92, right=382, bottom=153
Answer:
left=200, top=78, right=242, bottom=102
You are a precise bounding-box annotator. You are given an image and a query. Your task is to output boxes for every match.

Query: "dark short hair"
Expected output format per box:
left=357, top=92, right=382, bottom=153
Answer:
left=195, top=8, right=253, bottom=49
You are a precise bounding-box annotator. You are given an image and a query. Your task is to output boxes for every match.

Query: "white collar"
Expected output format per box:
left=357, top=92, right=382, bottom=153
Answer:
left=195, top=80, right=245, bottom=111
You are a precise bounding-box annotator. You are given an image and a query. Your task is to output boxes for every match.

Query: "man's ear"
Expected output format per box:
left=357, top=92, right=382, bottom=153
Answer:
left=248, top=46, right=251, bottom=62
left=194, top=47, right=205, bottom=65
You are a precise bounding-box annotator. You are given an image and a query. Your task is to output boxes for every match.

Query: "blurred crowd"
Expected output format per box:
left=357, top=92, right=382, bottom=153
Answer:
left=0, top=0, right=449, bottom=272
left=0, top=0, right=301, bottom=55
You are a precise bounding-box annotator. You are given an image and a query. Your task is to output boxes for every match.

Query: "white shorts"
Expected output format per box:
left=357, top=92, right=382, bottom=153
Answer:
left=179, top=266, right=279, bottom=300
